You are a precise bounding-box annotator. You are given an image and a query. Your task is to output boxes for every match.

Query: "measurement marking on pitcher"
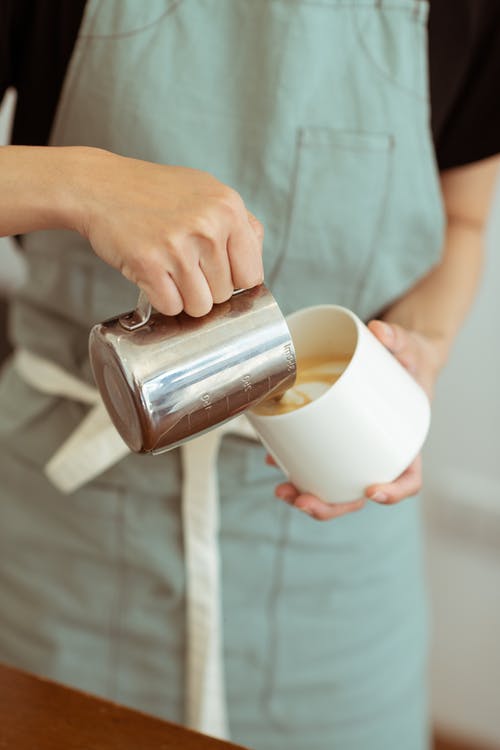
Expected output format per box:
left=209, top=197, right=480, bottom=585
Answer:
left=201, top=393, right=213, bottom=413
left=283, top=343, right=296, bottom=372
left=242, top=374, right=252, bottom=394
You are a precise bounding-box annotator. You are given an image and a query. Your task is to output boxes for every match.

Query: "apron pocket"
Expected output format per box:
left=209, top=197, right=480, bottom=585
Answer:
left=270, top=127, right=394, bottom=314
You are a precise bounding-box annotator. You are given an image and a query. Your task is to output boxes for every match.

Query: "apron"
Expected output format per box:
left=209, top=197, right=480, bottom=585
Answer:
left=0, top=1, right=444, bottom=748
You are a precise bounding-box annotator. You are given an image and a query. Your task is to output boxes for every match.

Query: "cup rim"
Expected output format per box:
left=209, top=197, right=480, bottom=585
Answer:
left=249, top=304, right=362, bottom=420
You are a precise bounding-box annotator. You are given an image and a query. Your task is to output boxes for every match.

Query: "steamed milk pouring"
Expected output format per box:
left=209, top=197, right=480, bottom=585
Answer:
left=253, top=355, right=350, bottom=416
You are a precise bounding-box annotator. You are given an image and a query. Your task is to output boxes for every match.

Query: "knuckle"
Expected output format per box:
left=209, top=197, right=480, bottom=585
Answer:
left=193, top=214, right=219, bottom=242
left=248, top=213, right=265, bottom=240
left=254, top=219, right=265, bottom=240
left=160, top=232, right=182, bottom=258
left=217, top=187, right=245, bottom=217
left=199, top=234, right=223, bottom=264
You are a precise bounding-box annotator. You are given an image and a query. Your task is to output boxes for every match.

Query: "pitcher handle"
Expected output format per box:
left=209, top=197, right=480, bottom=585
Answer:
left=119, top=289, right=152, bottom=330
left=119, top=287, right=251, bottom=331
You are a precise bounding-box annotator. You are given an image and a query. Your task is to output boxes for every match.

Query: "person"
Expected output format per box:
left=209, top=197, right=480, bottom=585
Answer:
left=1, top=1, right=499, bottom=748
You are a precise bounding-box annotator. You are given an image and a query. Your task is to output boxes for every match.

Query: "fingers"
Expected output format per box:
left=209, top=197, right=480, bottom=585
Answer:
left=181, top=206, right=263, bottom=310
left=275, top=482, right=366, bottom=521
left=139, top=272, right=183, bottom=317
left=136, top=246, right=213, bottom=318
left=158, top=199, right=263, bottom=316
left=226, top=207, right=264, bottom=291
left=266, top=322, right=423, bottom=519
left=142, top=211, right=263, bottom=318
left=198, top=235, right=234, bottom=305
left=246, top=210, right=265, bottom=244
left=364, top=326, right=424, bottom=504
left=365, top=455, right=422, bottom=505
left=273, top=454, right=423, bottom=519
left=368, top=319, right=403, bottom=353
left=367, top=319, right=418, bottom=374
left=166, top=238, right=218, bottom=317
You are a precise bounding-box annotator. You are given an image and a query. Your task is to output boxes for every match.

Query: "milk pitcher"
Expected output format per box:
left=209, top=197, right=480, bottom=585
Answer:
left=89, top=285, right=296, bottom=454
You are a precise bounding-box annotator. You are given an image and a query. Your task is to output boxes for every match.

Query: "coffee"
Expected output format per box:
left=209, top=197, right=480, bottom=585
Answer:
left=252, top=354, right=350, bottom=416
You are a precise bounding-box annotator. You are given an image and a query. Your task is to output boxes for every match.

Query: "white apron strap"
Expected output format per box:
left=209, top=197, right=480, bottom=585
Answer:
left=46, top=402, right=130, bottom=494
left=13, top=349, right=129, bottom=494
left=13, top=348, right=100, bottom=405
left=181, top=416, right=256, bottom=740
left=12, top=348, right=259, bottom=741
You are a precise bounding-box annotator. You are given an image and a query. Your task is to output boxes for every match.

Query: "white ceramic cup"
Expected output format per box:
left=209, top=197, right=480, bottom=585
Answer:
left=246, top=305, right=431, bottom=504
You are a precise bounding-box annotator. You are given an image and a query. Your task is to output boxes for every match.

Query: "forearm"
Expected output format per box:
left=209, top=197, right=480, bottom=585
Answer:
left=381, top=218, right=483, bottom=365
left=381, top=155, right=500, bottom=370
left=0, top=144, right=263, bottom=317
left=0, top=145, right=84, bottom=236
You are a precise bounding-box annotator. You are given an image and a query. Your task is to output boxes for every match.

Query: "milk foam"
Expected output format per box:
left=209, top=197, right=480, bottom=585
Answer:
left=253, top=355, right=350, bottom=416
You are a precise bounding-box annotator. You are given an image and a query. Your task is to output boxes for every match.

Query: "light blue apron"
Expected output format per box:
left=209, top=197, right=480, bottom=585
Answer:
left=0, top=1, right=444, bottom=748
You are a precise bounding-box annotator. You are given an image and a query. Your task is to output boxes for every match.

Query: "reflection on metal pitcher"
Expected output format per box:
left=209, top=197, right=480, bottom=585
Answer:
left=89, top=285, right=296, bottom=454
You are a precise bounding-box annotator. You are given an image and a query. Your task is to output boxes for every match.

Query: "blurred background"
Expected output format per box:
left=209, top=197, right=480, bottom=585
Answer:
left=1, top=87, right=499, bottom=750
left=423, top=166, right=500, bottom=749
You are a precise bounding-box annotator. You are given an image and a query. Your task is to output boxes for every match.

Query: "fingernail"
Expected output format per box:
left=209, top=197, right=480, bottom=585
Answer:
left=370, top=491, right=389, bottom=503
left=379, top=322, right=394, bottom=341
left=276, top=489, right=294, bottom=501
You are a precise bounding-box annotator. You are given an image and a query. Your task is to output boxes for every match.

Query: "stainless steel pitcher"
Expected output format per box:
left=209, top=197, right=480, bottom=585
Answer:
left=88, top=285, right=296, bottom=454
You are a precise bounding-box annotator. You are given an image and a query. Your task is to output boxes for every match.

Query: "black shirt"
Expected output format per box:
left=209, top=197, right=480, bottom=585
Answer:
left=1, top=0, right=500, bottom=170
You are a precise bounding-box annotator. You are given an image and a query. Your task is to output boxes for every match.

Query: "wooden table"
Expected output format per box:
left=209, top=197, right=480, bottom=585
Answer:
left=0, top=664, right=249, bottom=749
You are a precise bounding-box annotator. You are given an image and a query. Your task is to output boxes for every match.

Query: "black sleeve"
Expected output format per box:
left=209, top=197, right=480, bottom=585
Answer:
left=0, top=0, right=20, bottom=103
left=429, top=0, right=500, bottom=171
left=0, top=0, right=85, bottom=146
left=2, top=0, right=500, bottom=167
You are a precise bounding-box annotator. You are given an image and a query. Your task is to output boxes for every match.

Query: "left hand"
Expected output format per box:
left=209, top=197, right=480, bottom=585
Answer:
left=272, top=319, right=445, bottom=521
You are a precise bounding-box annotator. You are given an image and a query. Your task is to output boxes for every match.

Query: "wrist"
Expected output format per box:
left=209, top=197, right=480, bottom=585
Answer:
left=50, top=146, right=112, bottom=236
left=0, top=145, right=108, bottom=236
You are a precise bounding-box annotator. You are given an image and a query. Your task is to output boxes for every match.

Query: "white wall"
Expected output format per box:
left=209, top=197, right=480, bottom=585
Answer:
left=423, top=176, right=500, bottom=746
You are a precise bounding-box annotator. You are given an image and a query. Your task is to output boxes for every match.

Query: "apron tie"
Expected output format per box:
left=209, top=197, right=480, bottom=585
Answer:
left=13, top=347, right=258, bottom=741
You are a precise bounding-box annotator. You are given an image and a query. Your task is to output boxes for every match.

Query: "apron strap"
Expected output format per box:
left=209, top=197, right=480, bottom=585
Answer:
left=13, top=349, right=129, bottom=494
left=46, top=402, right=130, bottom=493
left=13, top=349, right=100, bottom=405
left=13, top=348, right=259, bottom=741
left=181, top=416, right=256, bottom=740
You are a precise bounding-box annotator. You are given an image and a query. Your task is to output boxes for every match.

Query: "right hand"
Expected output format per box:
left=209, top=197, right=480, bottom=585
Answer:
left=72, top=148, right=264, bottom=316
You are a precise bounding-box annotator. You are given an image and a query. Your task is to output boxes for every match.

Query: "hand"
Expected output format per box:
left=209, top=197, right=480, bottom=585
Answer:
left=273, top=320, right=445, bottom=521
left=72, top=148, right=264, bottom=317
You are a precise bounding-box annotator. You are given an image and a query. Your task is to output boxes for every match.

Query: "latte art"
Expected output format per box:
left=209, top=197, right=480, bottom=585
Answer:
left=252, top=355, right=350, bottom=416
